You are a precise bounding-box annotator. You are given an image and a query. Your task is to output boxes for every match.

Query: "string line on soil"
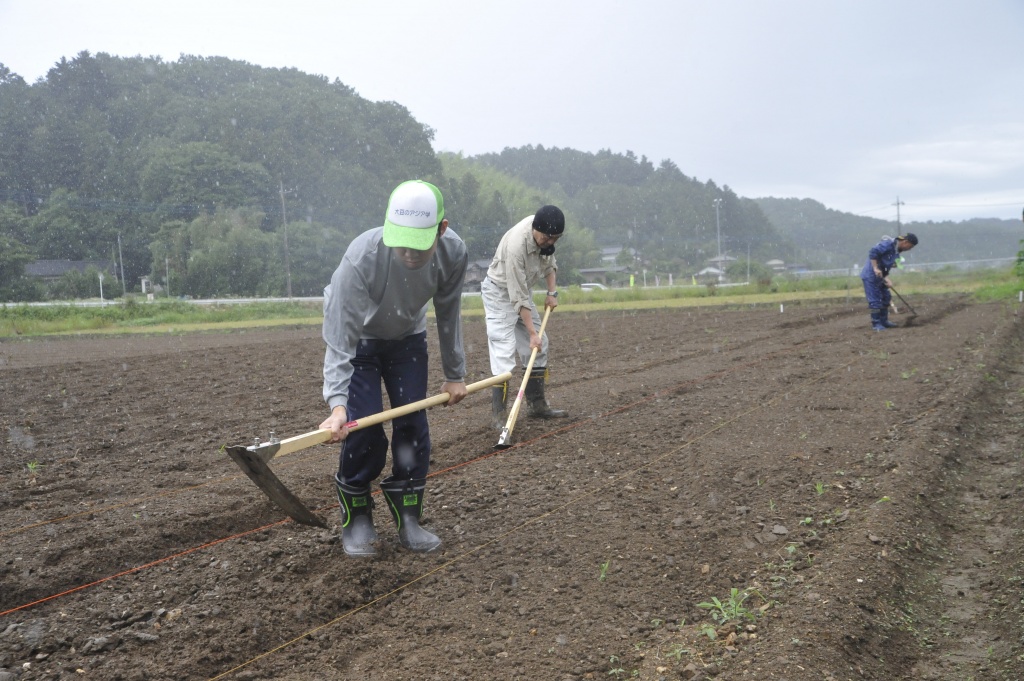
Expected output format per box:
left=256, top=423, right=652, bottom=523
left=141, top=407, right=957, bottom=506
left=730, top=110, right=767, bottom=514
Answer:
left=0, top=520, right=290, bottom=619
left=2, top=332, right=843, bottom=619
left=0, top=448, right=326, bottom=539
left=207, top=355, right=861, bottom=680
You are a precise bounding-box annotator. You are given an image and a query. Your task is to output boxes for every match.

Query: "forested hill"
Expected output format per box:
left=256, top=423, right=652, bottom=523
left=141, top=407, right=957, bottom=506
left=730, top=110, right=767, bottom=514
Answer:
left=0, top=52, right=439, bottom=298
left=467, top=146, right=797, bottom=269
left=0, top=52, right=1017, bottom=302
left=756, top=197, right=1022, bottom=269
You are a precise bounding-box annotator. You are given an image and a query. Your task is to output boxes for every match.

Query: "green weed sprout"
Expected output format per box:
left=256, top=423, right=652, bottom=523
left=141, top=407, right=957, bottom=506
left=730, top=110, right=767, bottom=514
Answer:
left=697, top=587, right=761, bottom=628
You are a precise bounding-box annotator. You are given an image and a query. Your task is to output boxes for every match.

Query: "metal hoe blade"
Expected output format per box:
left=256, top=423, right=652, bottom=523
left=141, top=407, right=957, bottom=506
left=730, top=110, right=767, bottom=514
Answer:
left=224, top=441, right=328, bottom=528
left=495, top=425, right=513, bottom=449
left=891, top=286, right=918, bottom=317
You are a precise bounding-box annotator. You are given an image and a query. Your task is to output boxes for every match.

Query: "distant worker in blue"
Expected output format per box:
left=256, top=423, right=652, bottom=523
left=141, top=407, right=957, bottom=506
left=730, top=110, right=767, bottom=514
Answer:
left=860, top=233, right=918, bottom=330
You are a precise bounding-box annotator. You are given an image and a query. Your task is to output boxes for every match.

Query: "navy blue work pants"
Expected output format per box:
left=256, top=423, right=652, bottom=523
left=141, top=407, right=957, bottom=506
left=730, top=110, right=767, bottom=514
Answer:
left=338, top=332, right=431, bottom=487
left=861, top=276, right=891, bottom=310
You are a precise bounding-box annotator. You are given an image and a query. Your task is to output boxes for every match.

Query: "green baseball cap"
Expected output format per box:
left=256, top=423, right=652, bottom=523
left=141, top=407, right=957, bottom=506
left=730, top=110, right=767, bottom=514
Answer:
left=382, top=180, right=445, bottom=251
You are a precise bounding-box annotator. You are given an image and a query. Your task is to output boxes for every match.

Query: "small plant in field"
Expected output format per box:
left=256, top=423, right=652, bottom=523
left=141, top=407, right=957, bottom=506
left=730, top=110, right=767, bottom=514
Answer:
left=650, top=618, right=663, bottom=628
left=699, top=623, right=718, bottom=640
left=697, top=587, right=762, bottom=629
left=900, top=368, right=918, bottom=379
left=26, top=461, right=42, bottom=473
left=876, top=496, right=891, bottom=504
left=599, top=559, right=611, bottom=582
left=608, top=655, right=625, bottom=677
left=768, top=499, right=776, bottom=512
left=815, top=482, right=828, bottom=496
left=666, top=643, right=688, bottom=659
left=799, top=516, right=813, bottom=525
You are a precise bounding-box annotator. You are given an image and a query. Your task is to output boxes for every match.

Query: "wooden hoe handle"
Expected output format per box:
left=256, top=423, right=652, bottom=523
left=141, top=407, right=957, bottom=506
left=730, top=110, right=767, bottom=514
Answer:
left=250, top=372, right=513, bottom=459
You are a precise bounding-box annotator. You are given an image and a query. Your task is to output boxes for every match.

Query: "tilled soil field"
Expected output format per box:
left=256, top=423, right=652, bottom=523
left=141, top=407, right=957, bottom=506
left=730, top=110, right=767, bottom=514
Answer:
left=3, top=296, right=1024, bottom=681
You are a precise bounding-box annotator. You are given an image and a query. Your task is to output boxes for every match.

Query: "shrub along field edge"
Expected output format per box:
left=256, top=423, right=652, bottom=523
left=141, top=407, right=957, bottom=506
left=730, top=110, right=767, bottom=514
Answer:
left=0, top=269, right=1018, bottom=338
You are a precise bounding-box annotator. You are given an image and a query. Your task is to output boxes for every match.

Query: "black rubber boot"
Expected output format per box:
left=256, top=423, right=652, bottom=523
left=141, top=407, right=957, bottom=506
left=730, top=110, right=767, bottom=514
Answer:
left=870, top=310, right=886, bottom=331
left=491, top=381, right=509, bottom=430
left=525, top=367, right=568, bottom=418
left=335, top=475, right=378, bottom=557
left=880, top=308, right=898, bottom=328
left=379, top=477, right=441, bottom=553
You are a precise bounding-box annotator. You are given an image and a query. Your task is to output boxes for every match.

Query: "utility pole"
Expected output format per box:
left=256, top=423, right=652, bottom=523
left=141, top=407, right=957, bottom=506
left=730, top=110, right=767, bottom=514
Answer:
left=893, top=196, right=905, bottom=230
left=279, top=179, right=293, bottom=298
left=117, top=233, right=126, bottom=297
left=165, top=256, right=170, bottom=298
left=713, top=198, right=723, bottom=261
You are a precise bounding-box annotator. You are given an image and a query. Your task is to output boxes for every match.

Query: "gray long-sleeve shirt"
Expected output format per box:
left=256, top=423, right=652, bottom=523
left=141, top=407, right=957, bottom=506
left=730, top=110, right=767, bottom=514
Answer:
left=322, top=226, right=468, bottom=411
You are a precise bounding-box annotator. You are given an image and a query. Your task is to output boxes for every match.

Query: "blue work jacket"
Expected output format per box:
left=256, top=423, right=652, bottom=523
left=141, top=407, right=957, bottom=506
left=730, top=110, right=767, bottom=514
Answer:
left=860, top=238, right=901, bottom=280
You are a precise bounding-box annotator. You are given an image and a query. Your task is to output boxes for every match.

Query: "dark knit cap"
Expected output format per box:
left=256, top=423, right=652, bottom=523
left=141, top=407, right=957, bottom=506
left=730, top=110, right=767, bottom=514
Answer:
left=901, top=233, right=919, bottom=245
left=533, top=205, right=565, bottom=235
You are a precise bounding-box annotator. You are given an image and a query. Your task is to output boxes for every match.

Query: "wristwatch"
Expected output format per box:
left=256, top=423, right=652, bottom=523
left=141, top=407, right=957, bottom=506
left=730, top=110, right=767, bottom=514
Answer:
left=547, top=290, right=558, bottom=297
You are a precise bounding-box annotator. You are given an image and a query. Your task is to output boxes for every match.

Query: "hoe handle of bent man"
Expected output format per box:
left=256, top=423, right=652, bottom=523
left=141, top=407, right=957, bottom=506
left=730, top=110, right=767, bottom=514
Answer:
left=890, top=285, right=917, bottom=316
left=246, top=372, right=514, bottom=461
left=496, top=305, right=553, bottom=448
left=225, top=372, right=513, bottom=527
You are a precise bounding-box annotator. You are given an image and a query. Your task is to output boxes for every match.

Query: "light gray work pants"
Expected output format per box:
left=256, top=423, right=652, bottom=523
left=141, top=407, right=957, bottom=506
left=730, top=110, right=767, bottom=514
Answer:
left=480, top=276, right=549, bottom=376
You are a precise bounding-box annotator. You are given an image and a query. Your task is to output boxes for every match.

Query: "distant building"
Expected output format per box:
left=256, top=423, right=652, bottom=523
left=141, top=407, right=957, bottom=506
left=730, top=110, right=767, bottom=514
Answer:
left=600, top=246, right=635, bottom=264
left=579, top=266, right=629, bottom=286
left=694, top=266, right=725, bottom=283
left=705, top=255, right=738, bottom=269
left=765, top=259, right=786, bottom=272
left=24, top=260, right=116, bottom=283
left=463, top=259, right=491, bottom=291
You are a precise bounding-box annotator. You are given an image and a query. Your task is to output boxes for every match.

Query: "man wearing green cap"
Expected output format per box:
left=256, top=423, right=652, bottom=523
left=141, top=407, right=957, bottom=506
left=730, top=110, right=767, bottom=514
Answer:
left=320, top=180, right=468, bottom=557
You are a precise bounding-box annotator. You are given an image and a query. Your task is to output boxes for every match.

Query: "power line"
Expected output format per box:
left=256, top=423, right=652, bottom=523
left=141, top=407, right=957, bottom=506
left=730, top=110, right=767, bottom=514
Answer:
left=908, top=201, right=1023, bottom=208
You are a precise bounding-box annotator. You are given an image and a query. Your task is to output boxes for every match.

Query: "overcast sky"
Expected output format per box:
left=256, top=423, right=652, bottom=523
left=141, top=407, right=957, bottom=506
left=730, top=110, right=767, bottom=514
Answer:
left=2, top=0, right=1022, bottom=224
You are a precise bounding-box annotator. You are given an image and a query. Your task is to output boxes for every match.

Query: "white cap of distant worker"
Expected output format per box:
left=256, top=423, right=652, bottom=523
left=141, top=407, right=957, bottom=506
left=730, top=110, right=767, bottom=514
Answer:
left=382, top=180, right=446, bottom=251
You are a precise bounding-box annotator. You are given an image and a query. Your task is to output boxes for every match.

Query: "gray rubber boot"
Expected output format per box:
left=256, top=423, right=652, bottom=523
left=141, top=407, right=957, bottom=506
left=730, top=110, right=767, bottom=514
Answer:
left=880, top=308, right=898, bottom=328
left=335, top=475, right=378, bottom=557
left=525, top=367, right=568, bottom=418
left=380, top=477, right=441, bottom=553
left=870, top=310, right=886, bottom=331
left=491, top=381, right=509, bottom=430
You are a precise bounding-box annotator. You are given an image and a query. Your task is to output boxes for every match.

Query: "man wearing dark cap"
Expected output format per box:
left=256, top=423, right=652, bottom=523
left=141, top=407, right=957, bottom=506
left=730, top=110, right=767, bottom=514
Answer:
left=860, top=233, right=918, bottom=330
left=481, top=206, right=569, bottom=428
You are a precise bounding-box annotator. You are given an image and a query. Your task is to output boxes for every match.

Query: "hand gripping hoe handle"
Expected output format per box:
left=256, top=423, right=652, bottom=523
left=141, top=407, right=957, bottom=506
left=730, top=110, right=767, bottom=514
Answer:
left=495, top=305, right=553, bottom=449
left=225, top=373, right=513, bottom=526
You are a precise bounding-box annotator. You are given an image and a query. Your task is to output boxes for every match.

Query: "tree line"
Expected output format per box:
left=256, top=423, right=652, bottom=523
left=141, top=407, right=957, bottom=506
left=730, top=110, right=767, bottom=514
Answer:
left=9, top=51, right=1009, bottom=303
